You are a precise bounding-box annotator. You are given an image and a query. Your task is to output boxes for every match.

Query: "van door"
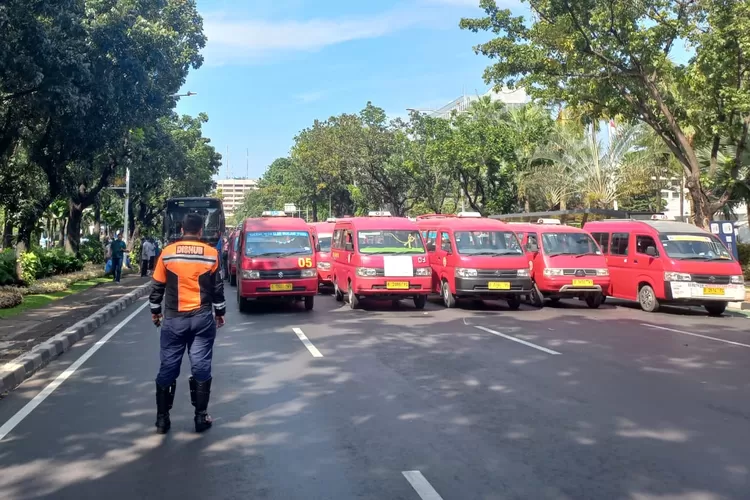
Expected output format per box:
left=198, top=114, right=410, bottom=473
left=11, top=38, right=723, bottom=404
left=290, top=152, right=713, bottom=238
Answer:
left=436, top=230, right=456, bottom=292
left=632, top=233, right=664, bottom=298
left=608, top=232, right=634, bottom=299
left=423, top=228, right=440, bottom=292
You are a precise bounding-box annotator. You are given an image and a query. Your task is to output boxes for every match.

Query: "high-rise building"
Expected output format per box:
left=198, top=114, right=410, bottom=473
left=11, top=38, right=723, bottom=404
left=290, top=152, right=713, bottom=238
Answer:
left=426, top=87, right=528, bottom=119
left=216, top=178, right=258, bottom=219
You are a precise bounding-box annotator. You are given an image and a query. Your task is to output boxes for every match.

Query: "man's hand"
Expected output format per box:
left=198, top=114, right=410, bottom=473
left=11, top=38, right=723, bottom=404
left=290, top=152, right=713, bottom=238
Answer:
left=152, top=314, right=163, bottom=327
left=215, top=315, right=225, bottom=328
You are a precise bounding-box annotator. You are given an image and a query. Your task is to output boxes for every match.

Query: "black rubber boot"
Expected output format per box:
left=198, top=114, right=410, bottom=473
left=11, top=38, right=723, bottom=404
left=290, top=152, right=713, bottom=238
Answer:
left=155, top=382, right=175, bottom=434
left=189, top=377, right=197, bottom=407
left=193, top=377, right=213, bottom=433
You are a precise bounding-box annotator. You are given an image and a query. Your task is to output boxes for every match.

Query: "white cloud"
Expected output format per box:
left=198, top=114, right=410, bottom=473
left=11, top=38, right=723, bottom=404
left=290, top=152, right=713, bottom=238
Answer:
left=201, top=6, right=446, bottom=65
left=294, top=91, right=325, bottom=103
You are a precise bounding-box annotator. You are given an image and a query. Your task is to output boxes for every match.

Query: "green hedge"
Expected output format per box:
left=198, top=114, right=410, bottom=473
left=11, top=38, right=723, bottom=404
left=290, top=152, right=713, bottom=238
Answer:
left=0, top=247, right=88, bottom=286
left=0, top=250, right=17, bottom=286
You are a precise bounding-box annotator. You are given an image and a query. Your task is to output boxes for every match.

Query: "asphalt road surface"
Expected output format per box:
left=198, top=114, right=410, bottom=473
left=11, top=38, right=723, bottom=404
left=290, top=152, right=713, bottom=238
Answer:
left=1, top=291, right=749, bottom=500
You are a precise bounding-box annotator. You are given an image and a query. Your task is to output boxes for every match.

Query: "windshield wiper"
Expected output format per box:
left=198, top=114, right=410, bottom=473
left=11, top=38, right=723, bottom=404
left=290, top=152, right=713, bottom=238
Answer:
left=468, top=251, right=521, bottom=256
left=273, top=250, right=310, bottom=257
left=546, top=251, right=578, bottom=256
left=574, top=252, right=599, bottom=258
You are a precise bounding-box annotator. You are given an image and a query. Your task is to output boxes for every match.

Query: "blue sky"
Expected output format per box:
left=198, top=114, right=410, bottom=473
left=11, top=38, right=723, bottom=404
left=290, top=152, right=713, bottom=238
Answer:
left=174, top=0, right=526, bottom=180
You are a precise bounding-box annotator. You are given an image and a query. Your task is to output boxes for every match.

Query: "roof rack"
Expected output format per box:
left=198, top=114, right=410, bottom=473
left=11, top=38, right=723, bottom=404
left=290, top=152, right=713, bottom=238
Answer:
left=261, top=210, right=287, bottom=217
left=368, top=211, right=392, bottom=217
left=457, top=211, right=482, bottom=218
left=325, top=217, right=336, bottom=223
left=536, top=218, right=561, bottom=225
left=416, top=214, right=457, bottom=220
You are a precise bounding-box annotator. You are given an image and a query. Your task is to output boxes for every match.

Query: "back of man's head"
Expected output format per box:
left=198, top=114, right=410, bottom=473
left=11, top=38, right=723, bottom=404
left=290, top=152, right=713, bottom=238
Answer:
left=182, top=213, right=204, bottom=236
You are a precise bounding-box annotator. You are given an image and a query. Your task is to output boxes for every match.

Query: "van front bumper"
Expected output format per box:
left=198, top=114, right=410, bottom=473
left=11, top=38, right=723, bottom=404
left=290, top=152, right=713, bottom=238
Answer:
left=454, top=277, right=533, bottom=296
left=354, top=276, right=432, bottom=297
left=538, top=277, right=610, bottom=296
left=239, top=278, right=318, bottom=298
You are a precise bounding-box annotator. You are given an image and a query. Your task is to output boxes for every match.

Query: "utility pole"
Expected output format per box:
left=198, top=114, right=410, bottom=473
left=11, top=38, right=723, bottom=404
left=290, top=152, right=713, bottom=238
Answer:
left=123, top=167, right=131, bottom=244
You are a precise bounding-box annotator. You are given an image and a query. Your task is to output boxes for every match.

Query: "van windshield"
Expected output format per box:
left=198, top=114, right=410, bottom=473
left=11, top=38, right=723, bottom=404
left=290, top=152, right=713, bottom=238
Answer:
left=455, top=231, right=523, bottom=256
left=542, top=232, right=601, bottom=256
left=357, top=230, right=425, bottom=254
left=318, top=235, right=332, bottom=252
left=245, top=231, right=313, bottom=257
left=659, top=233, right=733, bottom=260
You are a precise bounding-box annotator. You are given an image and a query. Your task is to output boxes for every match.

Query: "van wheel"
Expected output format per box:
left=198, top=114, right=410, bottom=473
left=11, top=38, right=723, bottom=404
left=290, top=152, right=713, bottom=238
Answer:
left=585, top=293, right=603, bottom=309
left=705, top=302, right=727, bottom=317
left=230, top=273, right=237, bottom=287
left=238, top=287, right=250, bottom=313
left=507, top=295, right=521, bottom=311
left=548, top=297, right=561, bottom=305
left=638, top=284, right=660, bottom=312
left=348, top=283, right=359, bottom=310
left=304, top=295, right=315, bottom=311
left=441, top=280, right=457, bottom=308
left=413, top=295, right=427, bottom=310
left=530, top=284, right=544, bottom=308
left=334, top=281, right=344, bottom=302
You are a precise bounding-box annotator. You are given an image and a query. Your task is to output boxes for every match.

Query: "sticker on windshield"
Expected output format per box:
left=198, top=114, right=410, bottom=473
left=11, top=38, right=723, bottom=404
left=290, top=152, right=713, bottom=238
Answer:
left=666, top=235, right=711, bottom=242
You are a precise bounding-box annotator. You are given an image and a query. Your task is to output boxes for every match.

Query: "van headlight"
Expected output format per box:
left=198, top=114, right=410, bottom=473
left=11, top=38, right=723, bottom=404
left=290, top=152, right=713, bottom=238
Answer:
left=731, top=275, right=744, bottom=284
left=543, top=268, right=564, bottom=276
left=241, top=270, right=259, bottom=279
left=414, top=267, right=432, bottom=276
left=356, top=267, right=379, bottom=277
left=301, top=269, right=316, bottom=278
left=596, top=268, right=609, bottom=276
left=664, top=272, right=691, bottom=282
left=455, top=268, right=478, bottom=278
left=517, top=269, right=530, bottom=277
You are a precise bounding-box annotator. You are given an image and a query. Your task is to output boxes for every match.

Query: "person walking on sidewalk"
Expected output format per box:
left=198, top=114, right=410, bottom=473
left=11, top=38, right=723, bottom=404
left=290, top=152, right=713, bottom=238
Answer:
left=147, top=237, right=157, bottom=274
left=140, top=238, right=154, bottom=277
left=110, top=233, right=127, bottom=283
left=149, top=213, right=226, bottom=434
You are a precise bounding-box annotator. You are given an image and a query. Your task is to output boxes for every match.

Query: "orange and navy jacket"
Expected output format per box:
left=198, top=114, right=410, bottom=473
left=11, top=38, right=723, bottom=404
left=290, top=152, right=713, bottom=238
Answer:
left=149, top=238, right=226, bottom=318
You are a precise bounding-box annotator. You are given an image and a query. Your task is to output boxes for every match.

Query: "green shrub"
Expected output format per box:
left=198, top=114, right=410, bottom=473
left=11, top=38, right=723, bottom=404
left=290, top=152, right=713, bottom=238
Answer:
left=738, top=243, right=750, bottom=267
left=0, top=249, right=16, bottom=286
left=19, top=252, right=41, bottom=285
left=79, top=238, right=105, bottom=264
left=35, top=249, right=84, bottom=276
left=0, top=288, right=22, bottom=308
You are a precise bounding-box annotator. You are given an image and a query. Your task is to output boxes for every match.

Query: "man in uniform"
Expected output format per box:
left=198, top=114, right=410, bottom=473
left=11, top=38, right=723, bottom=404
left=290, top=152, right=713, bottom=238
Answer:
left=149, top=213, right=226, bottom=434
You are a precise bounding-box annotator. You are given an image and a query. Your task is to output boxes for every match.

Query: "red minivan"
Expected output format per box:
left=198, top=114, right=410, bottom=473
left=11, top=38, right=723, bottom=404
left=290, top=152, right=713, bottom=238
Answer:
left=416, top=213, right=532, bottom=309
left=227, top=228, right=240, bottom=286
left=331, top=212, right=432, bottom=310
left=236, top=211, right=318, bottom=312
left=513, top=220, right=611, bottom=308
left=585, top=218, right=745, bottom=316
left=308, top=219, right=336, bottom=290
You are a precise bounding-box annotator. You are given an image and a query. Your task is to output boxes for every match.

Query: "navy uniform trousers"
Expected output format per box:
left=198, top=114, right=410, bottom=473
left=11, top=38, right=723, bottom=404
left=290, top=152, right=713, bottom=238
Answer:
left=155, top=310, right=216, bottom=387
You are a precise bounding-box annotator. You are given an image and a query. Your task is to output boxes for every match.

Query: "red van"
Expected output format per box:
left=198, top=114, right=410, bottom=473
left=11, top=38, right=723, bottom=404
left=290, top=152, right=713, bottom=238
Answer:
left=415, top=213, right=532, bottom=309
left=331, top=211, right=432, bottom=310
left=585, top=218, right=745, bottom=315
left=227, top=228, right=240, bottom=286
left=308, top=219, right=336, bottom=289
left=236, top=211, right=318, bottom=312
left=513, top=220, right=610, bottom=308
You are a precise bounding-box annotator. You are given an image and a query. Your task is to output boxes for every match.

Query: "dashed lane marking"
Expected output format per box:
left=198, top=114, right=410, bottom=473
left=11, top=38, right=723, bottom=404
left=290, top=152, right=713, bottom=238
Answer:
left=641, top=323, right=750, bottom=349
left=475, top=325, right=562, bottom=355
left=402, top=470, right=444, bottom=500
left=292, top=327, right=323, bottom=358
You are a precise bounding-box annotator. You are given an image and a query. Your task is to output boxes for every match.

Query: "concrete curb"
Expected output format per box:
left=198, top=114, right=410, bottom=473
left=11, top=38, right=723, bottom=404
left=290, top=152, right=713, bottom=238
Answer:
left=0, top=282, right=151, bottom=396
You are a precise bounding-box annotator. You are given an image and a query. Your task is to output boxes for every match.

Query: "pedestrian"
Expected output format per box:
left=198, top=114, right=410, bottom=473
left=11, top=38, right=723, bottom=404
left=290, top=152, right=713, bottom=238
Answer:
left=110, top=232, right=127, bottom=283
left=147, top=238, right=156, bottom=275
left=140, top=238, right=153, bottom=277
left=149, top=213, right=226, bottom=434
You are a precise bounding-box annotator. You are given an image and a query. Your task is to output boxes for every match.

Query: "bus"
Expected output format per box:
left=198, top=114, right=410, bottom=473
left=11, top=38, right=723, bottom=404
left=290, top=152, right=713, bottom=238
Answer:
left=163, top=197, right=225, bottom=247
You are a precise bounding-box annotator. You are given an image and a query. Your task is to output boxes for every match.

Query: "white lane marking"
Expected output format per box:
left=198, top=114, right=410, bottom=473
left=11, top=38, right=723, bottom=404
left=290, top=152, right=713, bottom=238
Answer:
left=641, top=323, right=750, bottom=349
left=475, top=325, right=562, bottom=355
left=0, top=301, right=149, bottom=442
left=402, top=470, right=444, bottom=500
left=292, top=327, right=323, bottom=358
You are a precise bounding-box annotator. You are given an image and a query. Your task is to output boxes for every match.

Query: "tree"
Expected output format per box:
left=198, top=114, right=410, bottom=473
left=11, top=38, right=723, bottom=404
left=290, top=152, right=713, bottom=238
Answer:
left=460, top=0, right=750, bottom=227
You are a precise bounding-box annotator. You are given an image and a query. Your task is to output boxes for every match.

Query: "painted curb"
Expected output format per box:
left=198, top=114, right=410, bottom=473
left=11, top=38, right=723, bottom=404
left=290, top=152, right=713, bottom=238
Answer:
left=0, top=282, right=151, bottom=396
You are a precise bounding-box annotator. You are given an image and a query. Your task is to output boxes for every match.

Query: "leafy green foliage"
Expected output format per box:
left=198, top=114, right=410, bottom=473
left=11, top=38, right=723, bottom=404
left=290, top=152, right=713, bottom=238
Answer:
left=79, top=238, right=105, bottom=265
left=19, top=252, right=41, bottom=285
left=0, top=250, right=17, bottom=286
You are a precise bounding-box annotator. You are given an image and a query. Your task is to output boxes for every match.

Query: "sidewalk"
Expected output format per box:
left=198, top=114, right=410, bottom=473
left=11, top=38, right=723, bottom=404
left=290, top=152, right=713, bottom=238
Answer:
left=0, top=274, right=151, bottom=364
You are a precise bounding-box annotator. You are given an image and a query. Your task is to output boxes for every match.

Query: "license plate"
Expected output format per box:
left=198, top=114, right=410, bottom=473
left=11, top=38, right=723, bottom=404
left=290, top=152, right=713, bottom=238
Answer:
left=572, top=279, right=594, bottom=287
left=703, top=287, right=725, bottom=296
left=488, top=281, right=511, bottom=290
left=270, top=283, right=293, bottom=292
left=386, top=281, right=410, bottom=290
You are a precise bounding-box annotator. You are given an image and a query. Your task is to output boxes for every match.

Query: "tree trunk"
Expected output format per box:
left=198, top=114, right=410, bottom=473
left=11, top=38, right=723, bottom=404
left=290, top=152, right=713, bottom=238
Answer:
left=685, top=175, right=711, bottom=228
left=66, top=200, right=84, bottom=255
left=59, top=218, right=67, bottom=248
left=311, top=204, right=318, bottom=222
left=93, top=198, right=101, bottom=240
left=14, top=240, right=26, bottom=282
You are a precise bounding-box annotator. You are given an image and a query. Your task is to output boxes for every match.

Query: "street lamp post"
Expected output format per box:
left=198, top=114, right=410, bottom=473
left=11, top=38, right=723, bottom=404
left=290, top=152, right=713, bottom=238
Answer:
left=122, top=91, right=197, bottom=244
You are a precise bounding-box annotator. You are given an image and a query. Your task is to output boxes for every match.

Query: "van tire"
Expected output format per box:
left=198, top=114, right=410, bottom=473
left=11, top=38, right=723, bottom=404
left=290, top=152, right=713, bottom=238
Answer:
left=413, top=295, right=427, bottom=310
left=548, top=297, right=561, bottom=305
left=638, top=284, right=660, bottom=312
left=530, top=284, right=544, bottom=308
left=507, top=295, right=521, bottom=310
left=238, top=287, right=250, bottom=313
left=704, top=302, right=727, bottom=317
left=304, top=295, right=315, bottom=311
left=585, top=293, right=603, bottom=309
left=442, top=280, right=457, bottom=308
left=348, top=283, right=359, bottom=310
left=230, top=273, right=237, bottom=287
left=334, top=281, right=344, bottom=302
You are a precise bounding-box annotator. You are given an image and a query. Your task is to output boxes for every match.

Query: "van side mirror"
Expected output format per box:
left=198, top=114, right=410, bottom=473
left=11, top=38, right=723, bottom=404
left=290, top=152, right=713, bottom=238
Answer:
left=345, top=242, right=354, bottom=251
left=645, top=246, right=657, bottom=257
left=526, top=242, right=539, bottom=252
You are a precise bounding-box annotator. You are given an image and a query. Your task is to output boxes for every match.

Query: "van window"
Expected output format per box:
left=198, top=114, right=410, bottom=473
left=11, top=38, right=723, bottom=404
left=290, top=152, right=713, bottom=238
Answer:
left=611, top=233, right=629, bottom=256
left=527, top=233, right=538, bottom=246
left=659, top=233, right=733, bottom=260
left=332, top=229, right=342, bottom=249
left=454, top=230, right=523, bottom=255
left=424, top=230, right=437, bottom=252
left=344, top=230, right=354, bottom=248
left=440, top=232, right=452, bottom=252
left=356, top=229, right=424, bottom=254
left=244, top=231, right=312, bottom=257
left=541, top=232, right=600, bottom=256
left=591, top=232, right=609, bottom=253
left=635, top=235, right=657, bottom=255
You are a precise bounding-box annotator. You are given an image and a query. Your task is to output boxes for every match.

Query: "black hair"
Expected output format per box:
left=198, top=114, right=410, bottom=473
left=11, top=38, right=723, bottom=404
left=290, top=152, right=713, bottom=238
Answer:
left=182, top=213, right=204, bottom=235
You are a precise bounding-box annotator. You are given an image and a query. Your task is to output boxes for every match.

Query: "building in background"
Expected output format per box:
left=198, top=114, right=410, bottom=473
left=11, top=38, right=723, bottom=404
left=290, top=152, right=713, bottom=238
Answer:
left=216, top=178, right=258, bottom=220
left=427, top=87, right=528, bottom=119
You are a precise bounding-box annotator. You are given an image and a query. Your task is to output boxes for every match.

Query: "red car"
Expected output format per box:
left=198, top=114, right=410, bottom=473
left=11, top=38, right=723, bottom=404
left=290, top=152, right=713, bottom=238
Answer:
left=308, top=219, right=336, bottom=289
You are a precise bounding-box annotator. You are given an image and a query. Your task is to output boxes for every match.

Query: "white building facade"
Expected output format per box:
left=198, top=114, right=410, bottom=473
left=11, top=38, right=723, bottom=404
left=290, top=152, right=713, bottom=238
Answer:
left=216, top=178, right=258, bottom=219
left=427, top=87, right=528, bottom=119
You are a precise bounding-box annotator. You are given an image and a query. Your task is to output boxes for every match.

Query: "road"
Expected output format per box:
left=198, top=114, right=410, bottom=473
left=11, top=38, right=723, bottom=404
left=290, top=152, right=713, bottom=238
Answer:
left=0, top=290, right=749, bottom=499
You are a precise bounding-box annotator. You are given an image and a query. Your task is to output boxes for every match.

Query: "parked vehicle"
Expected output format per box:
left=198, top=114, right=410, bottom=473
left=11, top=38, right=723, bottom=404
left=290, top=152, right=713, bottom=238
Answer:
left=415, top=213, right=532, bottom=309
left=236, top=211, right=317, bottom=312
left=226, top=228, right=240, bottom=286
left=513, top=220, right=610, bottom=308
left=585, top=218, right=745, bottom=315
left=331, top=211, right=432, bottom=310
left=308, top=219, right=337, bottom=290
